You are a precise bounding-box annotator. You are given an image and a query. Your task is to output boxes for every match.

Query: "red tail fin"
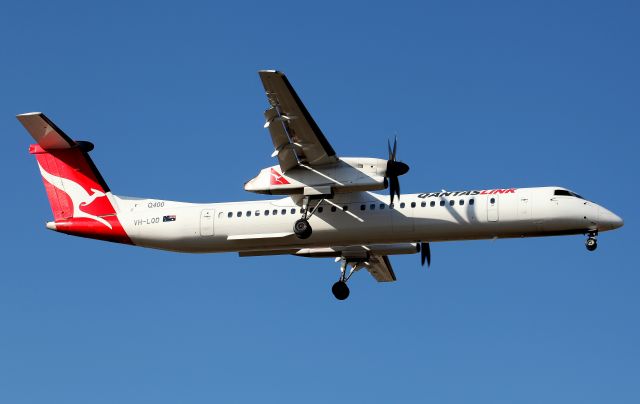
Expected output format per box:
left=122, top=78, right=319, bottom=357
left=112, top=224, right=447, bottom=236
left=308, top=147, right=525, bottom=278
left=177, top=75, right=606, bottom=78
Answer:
left=19, top=113, right=131, bottom=244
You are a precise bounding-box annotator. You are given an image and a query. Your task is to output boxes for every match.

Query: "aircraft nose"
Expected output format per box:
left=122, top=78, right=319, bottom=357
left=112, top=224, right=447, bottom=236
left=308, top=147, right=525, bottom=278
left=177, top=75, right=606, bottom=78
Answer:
left=598, top=206, right=624, bottom=231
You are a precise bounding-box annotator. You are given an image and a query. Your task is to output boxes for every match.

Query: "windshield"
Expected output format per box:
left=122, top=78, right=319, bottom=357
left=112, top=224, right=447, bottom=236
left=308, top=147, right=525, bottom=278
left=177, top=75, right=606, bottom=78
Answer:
left=554, top=189, right=584, bottom=199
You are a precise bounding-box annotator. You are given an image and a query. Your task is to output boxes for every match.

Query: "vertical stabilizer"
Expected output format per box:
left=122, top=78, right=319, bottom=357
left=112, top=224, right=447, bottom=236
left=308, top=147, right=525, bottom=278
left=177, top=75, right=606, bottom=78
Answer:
left=18, top=112, right=131, bottom=244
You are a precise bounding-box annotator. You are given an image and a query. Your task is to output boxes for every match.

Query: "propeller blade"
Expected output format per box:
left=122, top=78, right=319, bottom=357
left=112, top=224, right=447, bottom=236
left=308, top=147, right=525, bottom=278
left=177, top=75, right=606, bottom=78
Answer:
left=385, top=137, right=409, bottom=205
left=392, top=136, right=397, bottom=161
left=389, top=176, right=399, bottom=204
left=420, top=242, right=431, bottom=267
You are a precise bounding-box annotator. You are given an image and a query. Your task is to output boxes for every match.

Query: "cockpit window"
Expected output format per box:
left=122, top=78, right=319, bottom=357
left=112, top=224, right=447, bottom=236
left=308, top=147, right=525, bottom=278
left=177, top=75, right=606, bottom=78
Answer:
left=554, top=190, right=572, bottom=196
left=554, top=189, right=584, bottom=199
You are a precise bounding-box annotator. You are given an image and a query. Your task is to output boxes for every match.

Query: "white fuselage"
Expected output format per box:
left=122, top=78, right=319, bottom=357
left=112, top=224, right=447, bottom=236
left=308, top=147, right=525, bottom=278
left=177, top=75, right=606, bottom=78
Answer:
left=109, top=186, right=622, bottom=254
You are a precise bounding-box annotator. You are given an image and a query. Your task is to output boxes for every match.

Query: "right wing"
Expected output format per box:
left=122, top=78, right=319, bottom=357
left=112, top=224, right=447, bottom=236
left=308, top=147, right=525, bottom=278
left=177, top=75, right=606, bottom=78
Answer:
left=240, top=243, right=418, bottom=283
left=259, top=70, right=338, bottom=172
left=361, top=254, right=397, bottom=282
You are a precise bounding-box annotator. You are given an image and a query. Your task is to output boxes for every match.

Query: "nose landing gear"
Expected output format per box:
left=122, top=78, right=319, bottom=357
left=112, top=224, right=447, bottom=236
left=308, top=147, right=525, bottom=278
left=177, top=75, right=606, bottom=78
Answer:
left=585, top=231, right=598, bottom=251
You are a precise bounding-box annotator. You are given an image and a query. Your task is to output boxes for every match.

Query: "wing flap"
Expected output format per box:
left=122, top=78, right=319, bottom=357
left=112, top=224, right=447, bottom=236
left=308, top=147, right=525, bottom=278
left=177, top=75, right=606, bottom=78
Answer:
left=365, top=255, right=397, bottom=282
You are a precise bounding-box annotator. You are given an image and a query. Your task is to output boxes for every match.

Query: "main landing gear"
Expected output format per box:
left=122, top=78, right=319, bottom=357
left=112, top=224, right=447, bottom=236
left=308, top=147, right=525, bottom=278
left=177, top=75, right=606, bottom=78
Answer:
left=585, top=231, right=598, bottom=252
left=331, top=259, right=362, bottom=300
left=293, top=196, right=324, bottom=239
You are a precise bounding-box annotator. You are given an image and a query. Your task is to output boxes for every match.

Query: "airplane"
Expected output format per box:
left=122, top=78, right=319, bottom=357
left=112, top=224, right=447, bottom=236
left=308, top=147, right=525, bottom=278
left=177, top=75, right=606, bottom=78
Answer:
left=18, top=70, right=624, bottom=300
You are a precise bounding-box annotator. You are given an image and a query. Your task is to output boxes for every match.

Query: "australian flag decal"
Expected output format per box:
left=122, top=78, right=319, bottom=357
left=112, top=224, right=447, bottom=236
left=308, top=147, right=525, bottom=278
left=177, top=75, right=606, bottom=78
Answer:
left=163, top=215, right=176, bottom=222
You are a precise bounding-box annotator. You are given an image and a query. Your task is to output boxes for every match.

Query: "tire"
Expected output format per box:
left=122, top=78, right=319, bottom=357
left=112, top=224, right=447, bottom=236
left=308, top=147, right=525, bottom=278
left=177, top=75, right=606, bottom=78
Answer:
left=586, top=238, right=597, bottom=251
left=294, top=219, right=312, bottom=239
left=331, top=281, right=350, bottom=300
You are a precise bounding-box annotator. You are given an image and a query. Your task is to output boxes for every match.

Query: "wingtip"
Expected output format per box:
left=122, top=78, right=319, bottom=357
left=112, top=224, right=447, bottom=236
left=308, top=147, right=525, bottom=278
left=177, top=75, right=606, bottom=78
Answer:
left=16, top=112, right=43, bottom=118
left=259, top=69, right=284, bottom=76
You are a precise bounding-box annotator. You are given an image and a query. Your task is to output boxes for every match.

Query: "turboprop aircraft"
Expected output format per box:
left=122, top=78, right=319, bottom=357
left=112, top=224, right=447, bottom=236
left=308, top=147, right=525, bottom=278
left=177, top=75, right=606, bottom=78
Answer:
left=18, top=70, right=623, bottom=300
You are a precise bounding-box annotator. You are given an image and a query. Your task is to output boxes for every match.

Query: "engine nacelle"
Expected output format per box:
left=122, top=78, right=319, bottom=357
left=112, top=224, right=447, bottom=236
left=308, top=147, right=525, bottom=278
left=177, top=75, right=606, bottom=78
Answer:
left=244, top=157, right=388, bottom=195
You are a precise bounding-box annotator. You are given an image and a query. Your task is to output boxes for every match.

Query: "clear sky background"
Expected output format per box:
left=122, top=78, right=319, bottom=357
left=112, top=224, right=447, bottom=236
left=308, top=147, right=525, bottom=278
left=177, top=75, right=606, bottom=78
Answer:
left=0, top=1, right=638, bottom=403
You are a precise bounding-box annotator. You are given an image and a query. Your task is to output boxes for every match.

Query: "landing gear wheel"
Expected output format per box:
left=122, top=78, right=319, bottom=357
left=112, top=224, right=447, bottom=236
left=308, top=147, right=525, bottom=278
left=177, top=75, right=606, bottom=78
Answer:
left=586, top=237, right=597, bottom=251
left=332, top=281, right=350, bottom=300
left=293, top=219, right=312, bottom=239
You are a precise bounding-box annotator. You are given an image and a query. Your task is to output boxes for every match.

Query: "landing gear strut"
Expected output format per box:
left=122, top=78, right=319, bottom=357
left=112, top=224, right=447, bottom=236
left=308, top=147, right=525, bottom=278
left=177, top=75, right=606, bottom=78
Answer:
left=331, top=259, right=361, bottom=300
left=293, top=196, right=324, bottom=239
left=586, top=231, right=598, bottom=252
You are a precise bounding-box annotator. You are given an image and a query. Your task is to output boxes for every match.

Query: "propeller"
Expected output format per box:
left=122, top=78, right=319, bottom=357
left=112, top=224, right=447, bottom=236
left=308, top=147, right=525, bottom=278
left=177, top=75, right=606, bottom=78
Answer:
left=385, top=137, right=410, bottom=204
left=418, top=241, right=431, bottom=268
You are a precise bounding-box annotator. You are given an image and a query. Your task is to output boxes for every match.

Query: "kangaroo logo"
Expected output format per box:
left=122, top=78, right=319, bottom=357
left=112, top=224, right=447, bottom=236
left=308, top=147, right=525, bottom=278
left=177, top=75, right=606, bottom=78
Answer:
left=270, top=168, right=290, bottom=185
left=37, top=163, right=113, bottom=229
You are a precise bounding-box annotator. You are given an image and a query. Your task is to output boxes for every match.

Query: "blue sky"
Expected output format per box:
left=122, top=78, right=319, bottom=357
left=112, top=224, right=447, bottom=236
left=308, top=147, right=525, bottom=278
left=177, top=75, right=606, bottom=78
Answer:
left=1, top=0, right=638, bottom=402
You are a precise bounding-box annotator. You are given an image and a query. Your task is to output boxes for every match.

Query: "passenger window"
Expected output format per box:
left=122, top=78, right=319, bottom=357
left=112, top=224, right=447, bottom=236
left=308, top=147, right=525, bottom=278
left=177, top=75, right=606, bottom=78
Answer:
left=255, top=210, right=260, bottom=216
left=317, top=207, right=323, bottom=213
left=290, top=208, right=296, bottom=214
left=331, top=206, right=337, bottom=212
left=449, top=200, right=454, bottom=206
left=430, top=201, right=435, bottom=207
left=379, top=203, right=385, bottom=210
left=271, top=209, right=276, bottom=215
left=400, top=202, right=406, bottom=208
left=411, top=202, right=416, bottom=208
left=459, top=200, right=464, bottom=205
left=281, top=209, right=286, bottom=215
left=343, top=206, right=348, bottom=212
left=421, top=201, right=426, bottom=207
left=360, top=204, right=366, bottom=211
left=439, top=200, right=445, bottom=207
left=490, top=197, right=496, bottom=204
left=264, top=210, right=269, bottom=216
left=300, top=208, right=305, bottom=214
left=237, top=212, right=242, bottom=217
left=469, top=199, right=474, bottom=205
left=227, top=212, right=232, bottom=218
left=246, top=211, right=252, bottom=217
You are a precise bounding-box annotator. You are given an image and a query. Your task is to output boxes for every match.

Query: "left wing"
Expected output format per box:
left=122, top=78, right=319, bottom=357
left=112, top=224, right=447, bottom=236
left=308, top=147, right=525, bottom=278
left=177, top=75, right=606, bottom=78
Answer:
left=259, top=70, right=338, bottom=172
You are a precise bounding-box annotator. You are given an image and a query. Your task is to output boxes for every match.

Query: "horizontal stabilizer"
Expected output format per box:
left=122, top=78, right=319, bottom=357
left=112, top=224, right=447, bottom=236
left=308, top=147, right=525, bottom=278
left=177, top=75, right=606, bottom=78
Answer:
left=17, top=112, right=76, bottom=150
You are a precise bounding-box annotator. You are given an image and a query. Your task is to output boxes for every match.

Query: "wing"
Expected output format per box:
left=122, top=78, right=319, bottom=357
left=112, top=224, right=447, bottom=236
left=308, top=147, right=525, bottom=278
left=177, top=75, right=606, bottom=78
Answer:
left=259, top=70, right=338, bottom=172
left=240, top=243, right=413, bottom=283
left=362, top=254, right=396, bottom=282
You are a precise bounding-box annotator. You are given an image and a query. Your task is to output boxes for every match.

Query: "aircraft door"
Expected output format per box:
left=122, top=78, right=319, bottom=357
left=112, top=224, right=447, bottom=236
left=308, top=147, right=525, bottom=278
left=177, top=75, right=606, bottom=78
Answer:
left=487, top=195, right=499, bottom=222
left=200, top=209, right=215, bottom=236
